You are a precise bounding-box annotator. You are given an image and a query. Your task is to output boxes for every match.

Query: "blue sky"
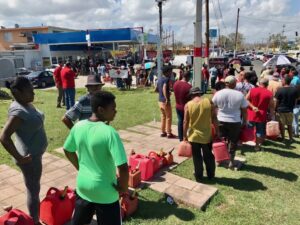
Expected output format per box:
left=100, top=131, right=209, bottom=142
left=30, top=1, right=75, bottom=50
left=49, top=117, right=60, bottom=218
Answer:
left=289, top=0, right=300, bottom=14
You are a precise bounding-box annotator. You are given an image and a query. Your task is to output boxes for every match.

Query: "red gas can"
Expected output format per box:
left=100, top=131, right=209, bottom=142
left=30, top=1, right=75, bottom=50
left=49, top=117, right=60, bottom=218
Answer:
left=40, top=187, right=75, bottom=225
left=148, top=151, right=167, bottom=171
left=212, top=141, right=230, bottom=162
left=165, top=148, right=175, bottom=165
left=128, top=166, right=141, bottom=188
left=0, top=209, right=34, bottom=225
left=240, top=126, right=255, bottom=142
left=178, top=141, right=192, bottom=157
left=120, top=191, right=138, bottom=219
left=266, top=121, right=280, bottom=139
left=129, top=154, right=154, bottom=181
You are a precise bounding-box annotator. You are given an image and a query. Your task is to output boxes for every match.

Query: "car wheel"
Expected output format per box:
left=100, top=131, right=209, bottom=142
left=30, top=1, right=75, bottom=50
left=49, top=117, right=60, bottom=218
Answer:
left=41, top=81, right=46, bottom=88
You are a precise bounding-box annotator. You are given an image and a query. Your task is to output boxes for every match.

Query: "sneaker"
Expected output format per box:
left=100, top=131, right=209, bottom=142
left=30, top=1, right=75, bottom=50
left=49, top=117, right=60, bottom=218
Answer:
left=254, top=145, right=261, bottom=152
left=167, top=133, right=177, bottom=139
left=228, top=161, right=235, bottom=170
left=289, top=138, right=295, bottom=143
left=160, top=132, right=167, bottom=137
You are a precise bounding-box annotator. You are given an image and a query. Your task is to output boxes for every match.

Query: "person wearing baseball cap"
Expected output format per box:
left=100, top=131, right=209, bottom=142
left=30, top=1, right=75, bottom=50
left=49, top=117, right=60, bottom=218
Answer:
left=183, top=87, right=219, bottom=181
left=62, top=75, right=105, bottom=129
left=212, top=75, right=248, bottom=169
left=246, top=78, right=274, bottom=151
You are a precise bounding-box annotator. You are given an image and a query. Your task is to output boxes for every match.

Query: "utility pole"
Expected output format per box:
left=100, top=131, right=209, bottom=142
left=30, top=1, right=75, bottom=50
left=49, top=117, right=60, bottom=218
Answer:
left=193, top=0, right=203, bottom=88
left=205, top=0, right=209, bottom=64
left=234, top=8, right=240, bottom=57
left=172, top=30, right=175, bottom=52
left=156, top=0, right=166, bottom=79
left=279, top=24, right=285, bottom=52
left=218, top=28, right=221, bottom=56
left=267, top=33, right=271, bottom=53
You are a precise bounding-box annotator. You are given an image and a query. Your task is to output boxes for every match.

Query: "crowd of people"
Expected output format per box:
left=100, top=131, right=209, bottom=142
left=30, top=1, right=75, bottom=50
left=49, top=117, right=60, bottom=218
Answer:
left=0, top=60, right=299, bottom=224
left=157, top=63, right=300, bottom=180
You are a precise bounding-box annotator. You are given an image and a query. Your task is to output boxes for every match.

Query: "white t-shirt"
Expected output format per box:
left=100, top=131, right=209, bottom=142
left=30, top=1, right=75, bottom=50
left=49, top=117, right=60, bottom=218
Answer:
left=212, top=88, right=248, bottom=123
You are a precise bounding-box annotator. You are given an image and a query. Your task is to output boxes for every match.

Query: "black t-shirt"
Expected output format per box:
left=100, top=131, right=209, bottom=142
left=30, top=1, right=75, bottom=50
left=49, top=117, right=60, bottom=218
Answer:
left=275, top=86, right=298, bottom=113
left=229, top=68, right=235, bottom=75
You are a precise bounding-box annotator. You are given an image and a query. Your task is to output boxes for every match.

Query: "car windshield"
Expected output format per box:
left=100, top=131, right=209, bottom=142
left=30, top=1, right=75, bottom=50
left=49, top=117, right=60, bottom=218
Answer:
left=26, top=71, right=41, bottom=78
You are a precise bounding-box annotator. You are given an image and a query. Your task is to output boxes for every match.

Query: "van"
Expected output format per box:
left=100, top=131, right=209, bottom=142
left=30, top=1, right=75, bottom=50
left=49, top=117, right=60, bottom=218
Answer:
left=0, top=58, right=16, bottom=87
left=171, top=55, right=193, bottom=67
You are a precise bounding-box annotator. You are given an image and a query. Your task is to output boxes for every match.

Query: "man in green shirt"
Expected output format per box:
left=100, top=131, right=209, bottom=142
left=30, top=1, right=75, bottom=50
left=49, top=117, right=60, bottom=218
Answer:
left=63, top=91, right=129, bottom=225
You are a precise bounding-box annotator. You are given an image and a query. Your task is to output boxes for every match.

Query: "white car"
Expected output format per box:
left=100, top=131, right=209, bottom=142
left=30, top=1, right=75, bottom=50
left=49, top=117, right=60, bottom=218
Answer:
left=255, top=52, right=265, bottom=61
left=45, top=64, right=59, bottom=73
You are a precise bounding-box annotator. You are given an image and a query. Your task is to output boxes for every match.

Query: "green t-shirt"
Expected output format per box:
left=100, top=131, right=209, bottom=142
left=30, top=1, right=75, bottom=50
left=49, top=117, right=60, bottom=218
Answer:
left=63, top=120, right=127, bottom=204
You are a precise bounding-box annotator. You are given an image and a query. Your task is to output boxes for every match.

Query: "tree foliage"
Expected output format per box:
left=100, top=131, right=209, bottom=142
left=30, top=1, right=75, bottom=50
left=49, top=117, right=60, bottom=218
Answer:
left=218, top=32, right=245, bottom=50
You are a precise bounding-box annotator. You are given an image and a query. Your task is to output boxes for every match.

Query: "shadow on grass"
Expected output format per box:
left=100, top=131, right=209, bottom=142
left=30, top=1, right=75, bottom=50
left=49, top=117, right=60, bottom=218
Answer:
left=126, top=197, right=195, bottom=221
left=206, top=177, right=267, bottom=191
left=243, top=164, right=298, bottom=181
left=264, top=139, right=300, bottom=148
left=88, top=197, right=195, bottom=224
left=263, top=147, right=300, bottom=159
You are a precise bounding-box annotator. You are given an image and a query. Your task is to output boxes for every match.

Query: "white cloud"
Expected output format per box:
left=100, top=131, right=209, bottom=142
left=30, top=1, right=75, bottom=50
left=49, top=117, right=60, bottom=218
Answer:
left=0, top=0, right=298, bottom=44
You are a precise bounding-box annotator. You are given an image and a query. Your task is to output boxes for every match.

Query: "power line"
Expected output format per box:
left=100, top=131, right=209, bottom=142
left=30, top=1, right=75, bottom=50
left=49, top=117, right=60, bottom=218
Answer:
left=211, top=0, right=220, bottom=28
left=240, top=15, right=299, bottom=24
left=217, top=0, right=228, bottom=35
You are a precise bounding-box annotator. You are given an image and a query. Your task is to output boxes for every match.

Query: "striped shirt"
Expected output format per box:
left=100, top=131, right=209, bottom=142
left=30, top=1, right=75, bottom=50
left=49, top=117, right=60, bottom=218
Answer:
left=65, top=94, right=92, bottom=121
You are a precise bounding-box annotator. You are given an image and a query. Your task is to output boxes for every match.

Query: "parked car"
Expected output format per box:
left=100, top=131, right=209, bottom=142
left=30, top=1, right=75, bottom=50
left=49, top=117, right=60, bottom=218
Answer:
left=256, top=51, right=265, bottom=61
left=229, top=57, right=252, bottom=67
left=16, top=67, right=32, bottom=76
left=45, top=64, right=59, bottom=73
left=247, top=53, right=256, bottom=60
left=237, top=56, right=252, bottom=66
left=262, top=54, right=273, bottom=63
left=209, top=57, right=229, bottom=68
left=25, top=71, right=55, bottom=88
left=224, top=52, right=234, bottom=58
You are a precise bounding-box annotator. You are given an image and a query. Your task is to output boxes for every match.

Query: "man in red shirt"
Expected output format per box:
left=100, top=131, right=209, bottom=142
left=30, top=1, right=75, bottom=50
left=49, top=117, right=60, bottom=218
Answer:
left=53, top=61, right=65, bottom=108
left=61, top=62, right=76, bottom=110
left=246, top=78, right=275, bottom=151
left=173, top=71, right=192, bottom=141
left=202, top=64, right=209, bottom=93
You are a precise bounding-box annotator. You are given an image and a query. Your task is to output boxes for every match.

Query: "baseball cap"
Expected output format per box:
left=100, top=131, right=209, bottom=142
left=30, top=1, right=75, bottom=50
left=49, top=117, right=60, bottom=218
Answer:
left=224, top=75, right=236, bottom=84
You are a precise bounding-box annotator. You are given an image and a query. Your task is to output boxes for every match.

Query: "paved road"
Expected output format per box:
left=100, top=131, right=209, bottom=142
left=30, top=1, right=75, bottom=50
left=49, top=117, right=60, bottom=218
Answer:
left=251, top=60, right=263, bottom=77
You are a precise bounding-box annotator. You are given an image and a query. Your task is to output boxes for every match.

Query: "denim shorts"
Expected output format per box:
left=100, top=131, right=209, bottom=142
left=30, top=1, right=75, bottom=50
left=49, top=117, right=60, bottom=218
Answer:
left=249, top=122, right=266, bottom=138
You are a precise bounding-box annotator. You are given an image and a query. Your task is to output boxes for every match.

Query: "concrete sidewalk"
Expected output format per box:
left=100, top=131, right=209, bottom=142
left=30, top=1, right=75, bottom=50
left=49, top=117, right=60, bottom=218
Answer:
left=0, top=121, right=217, bottom=223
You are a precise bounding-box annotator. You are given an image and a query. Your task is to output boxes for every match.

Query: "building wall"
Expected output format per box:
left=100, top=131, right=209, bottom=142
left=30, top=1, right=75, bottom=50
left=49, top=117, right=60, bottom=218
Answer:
left=0, top=50, right=42, bottom=69
left=0, top=26, right=76, bottom=51
left=0, top=27, right=49, bottom=50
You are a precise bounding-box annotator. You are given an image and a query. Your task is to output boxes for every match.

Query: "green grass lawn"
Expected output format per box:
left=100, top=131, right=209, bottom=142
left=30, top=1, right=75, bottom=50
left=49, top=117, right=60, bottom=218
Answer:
left=0, top=87, right=164, bottom=166
left=0, top=87, right=299, bottom=225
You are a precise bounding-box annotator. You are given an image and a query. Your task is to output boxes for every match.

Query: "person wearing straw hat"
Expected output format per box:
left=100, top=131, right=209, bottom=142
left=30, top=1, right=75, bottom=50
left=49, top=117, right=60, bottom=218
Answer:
left=62, top=75, right=105, bottom=129
left=212, top=75, right=248, bottom=169
left=183, top=87, right=218, bottom=181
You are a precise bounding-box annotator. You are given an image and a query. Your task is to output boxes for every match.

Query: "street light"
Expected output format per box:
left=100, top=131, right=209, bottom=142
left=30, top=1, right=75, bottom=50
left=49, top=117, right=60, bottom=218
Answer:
left=155, top=0, right=167, bottom=79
